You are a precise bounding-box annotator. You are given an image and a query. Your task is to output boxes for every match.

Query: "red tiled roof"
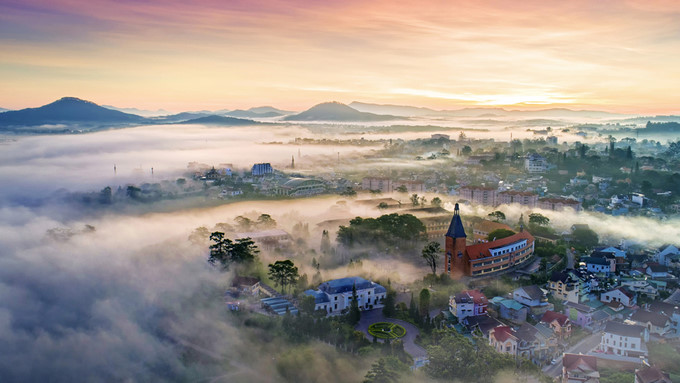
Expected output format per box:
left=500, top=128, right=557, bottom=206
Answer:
left=563, top=353, right=597, bottom=372
left=465, top=231, right=534, bottom=260
left=541, top=310, right=570, bottom=326
left=635, top=366, right=671, bottom=383
left=491, top=326, right=516, bottom=343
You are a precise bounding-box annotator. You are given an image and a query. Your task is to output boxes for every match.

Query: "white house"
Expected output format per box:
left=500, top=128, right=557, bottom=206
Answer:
left=631, top=193, right=646, bottom=207
left=646, top=265, right=670, bottom=278
left=304, top=277, right=386, bottom=316
left=450, top=290, right=488, bottom=321
left=597, top=246, right=627, bottom=259
left=601, top=287, right=637, bottom=308
left=525, top=153, right=548, bottom=173
left=600, top=321, right=648, bottom=357
left=655, top=245, right=680, bottom=267
left=513, top=285, right=548, bottom=308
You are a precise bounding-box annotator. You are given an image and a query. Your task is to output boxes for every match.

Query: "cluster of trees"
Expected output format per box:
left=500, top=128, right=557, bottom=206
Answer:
left=337, top=213, right=426, bottom=249
left=208, top=232, right=259, bottom=270
left=268, top=260, right=299, bottom=294
left=424, top=330, right=542, bottom=383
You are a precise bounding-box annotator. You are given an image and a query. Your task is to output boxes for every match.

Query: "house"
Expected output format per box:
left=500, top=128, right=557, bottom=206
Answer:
left=497, top=298, right=529, bottom=323
left=303, top=276, right=386, bottom=316
left=472, top=219, right=514, bottom=242
left=230, top=276, right=261, bottom=296
left=513, top=285, right=549, bottom=308
left=634, top=366, right=672, bottom=383
left=540, top=310, right=572, bottom=340
left=463, top=314, right=503, bottom=337
left=629, top=310, right=672, bottom=336
left=564, top=301, right=598, bottom=330
left=596, top=246, right=627, bottom=259
left=450, top=290, right=488, bottom=321
left=444, top=204, right=535, bottom=278
left=549, top=270, right=581, bottom=304
left=562, top=353, right=599, bottom=383
left=582, top=257, right=611, bottom=274
left=655, top=245, right=680, bottom=267
left=646, top=264, right=670, bottom=278
left=276, top=178, right=326, bottom=196
left=621, top=279, right=659, bottom=298
left=489, top=326, right=518, bottom=356
left=600, top=287, right=637, bottom=308
left=600, top=321, right=648, bottom=357
left=516, top=323, right=556, bottom=364
left=525, top=153, right=548, bottom=173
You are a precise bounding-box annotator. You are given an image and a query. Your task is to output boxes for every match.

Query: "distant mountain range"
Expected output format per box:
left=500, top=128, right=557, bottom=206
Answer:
left=348, top=101, right=630, bottom=119
left=102, top=105, right=170, bottom=117
left=0, top=97, right=260, bottom=132
left=178, top=115, right=259, bottom=125
left=0, top=97, right=147, bottom=127
left=284, top=102, right=401, bottom=122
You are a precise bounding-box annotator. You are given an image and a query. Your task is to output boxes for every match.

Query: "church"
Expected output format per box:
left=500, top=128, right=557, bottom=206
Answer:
left=445, top=204, right=535, bottom=278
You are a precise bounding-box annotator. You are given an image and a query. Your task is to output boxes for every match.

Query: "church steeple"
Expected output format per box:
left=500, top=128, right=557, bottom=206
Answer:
left=446, top=203, right=467, bottom=238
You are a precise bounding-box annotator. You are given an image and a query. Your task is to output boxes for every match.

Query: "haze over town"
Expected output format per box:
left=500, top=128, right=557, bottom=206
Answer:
left=2, top=1, right=680, bottom=383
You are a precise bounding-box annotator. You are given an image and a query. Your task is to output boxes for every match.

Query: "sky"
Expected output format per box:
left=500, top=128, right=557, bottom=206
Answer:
left=1, top=0, right=679, bottom=113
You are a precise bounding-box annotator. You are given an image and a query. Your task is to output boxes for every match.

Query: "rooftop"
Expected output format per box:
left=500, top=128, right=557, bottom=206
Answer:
left=465, top=231, right=534, bottom=260
left=445, top=203, right=467, bottom=238
left=604, top=321, right=645, bottom=338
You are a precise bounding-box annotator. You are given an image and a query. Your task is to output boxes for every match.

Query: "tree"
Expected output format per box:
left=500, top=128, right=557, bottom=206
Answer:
left=571, top=227, right=599, bottom=250
left=320, top=230, right=331, bottom=254
left=340, top=187, right=357, bottom=197
left=419, top=288, right=431, bottom=317
left=363, top=358, right=399, bottom=383
left=208, top=232, right=259, bottom=270
left=422, top=241, right=441, bottom=275
left=256, top=213, right=276, bottom=229
left=99, top=186, right=112, bottom=204
left=431, top=197, right=442, bottom=207
left=488, top=210, right=506, bottom=222
left=348, top=284, right=361, bottom=325
left=528, top=213, right=550, bottom=226
left=382, top=290, right=396, bottom=317
left=395, top=185, right=408, bottom=193
left=461, top=145, right=472, bottom=155
left=300, top=295, right=317, bottom=315
left=234, top=216, right=252, bottom=231
left=410, top=193, right=419, bottom=206
left=377, top=202, right=389, bottom=210
left=487, top=229, right=515, bottom=241
left=268, top=260, right=299, bottom=294
left=518, top=213, right=525, bottom=228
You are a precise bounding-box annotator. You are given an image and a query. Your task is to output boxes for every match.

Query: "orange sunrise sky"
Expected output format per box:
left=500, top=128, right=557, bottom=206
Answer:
left=1, top=0, right=679, bottom=114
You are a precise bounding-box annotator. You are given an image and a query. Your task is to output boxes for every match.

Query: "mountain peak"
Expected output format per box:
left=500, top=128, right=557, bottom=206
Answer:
left=283, top=101, right=400, bottom=122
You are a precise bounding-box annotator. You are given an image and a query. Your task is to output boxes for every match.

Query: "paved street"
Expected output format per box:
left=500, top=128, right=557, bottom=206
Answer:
left=355, top=309, right=428, bottom=359
left=542, top=331, right=602, bottom=378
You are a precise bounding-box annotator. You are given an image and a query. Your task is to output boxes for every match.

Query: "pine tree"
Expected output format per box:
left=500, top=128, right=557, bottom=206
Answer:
left=348, top=283, right=361, bottom=325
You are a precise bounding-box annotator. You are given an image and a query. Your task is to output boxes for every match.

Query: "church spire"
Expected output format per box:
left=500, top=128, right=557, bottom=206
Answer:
left=446, top=203, right=467, bottom=238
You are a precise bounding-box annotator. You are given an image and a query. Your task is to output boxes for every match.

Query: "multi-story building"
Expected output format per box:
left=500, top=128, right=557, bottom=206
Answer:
left=548, top=271, right=581, bottom=303
left=489, top=326, right=518, bottom=356
left=444, top=204, right=534, bottom=278
left=450, top=290, right=488, bottom=321
left=251, top=163, right=273, bottom=176
left=538, top=197, right=582, bottom=212
left=513, top=285, right=552, bottom=315
left=525, top=153, right=548, bottom=173
left=304, top=277, right=386, bottom=316
left=361, top=177, right=392, bottom=193
left=498, top=190, right=539, bottom=207
left=629, top=310, right=672, bottom=336
left=458, top=186, right=498, bottom=206
left=420, top=215, right=454, bottom=240
left=392, top=179, right=424, bottom=193
left=600, top=321, right=648, bottom=357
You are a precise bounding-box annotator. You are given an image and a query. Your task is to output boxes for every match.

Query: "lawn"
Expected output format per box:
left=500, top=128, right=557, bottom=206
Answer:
left=368, top=322, right=407, bottom=339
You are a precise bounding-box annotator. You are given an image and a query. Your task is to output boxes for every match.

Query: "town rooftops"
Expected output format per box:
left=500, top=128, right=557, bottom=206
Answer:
left=591, top=309, right=611, bottom=322
left=499, top=190, right=537, bottom=196
left=517, top=285, right=545, bottom=301
left=474, top=220, right=513, bottom=235
left=582, top=257, right=610, bottom=266
left=499, top=299, right=525, bottom=311
left=540, top=197, right=580, bottom=205
left=318, top=276, right=375, bottom=294
left=635, top=366, right=671, bottom=383
left=491, top=326, right=516, bottom=342
left=231, top=276, right=260, bottom=287
left=304, top=289, right=330, bottom=303
left=465, top=230, right=534, bottom=260
left=445, top=203, right=467, bottom=238
left=565, top=301, right=595, bottom=313
left=541, top=310, right=570, bottom=326
left=603, top=321, right=645, bottom=338
left=630, top=310, right=670, bottom=328
left=454, top=290, right=488, bottom=305
left=648, top=264, right=669, bottom=273
left=613, top=286, right=635, bottom=300
left=562, top=353, right=598, bottom=373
